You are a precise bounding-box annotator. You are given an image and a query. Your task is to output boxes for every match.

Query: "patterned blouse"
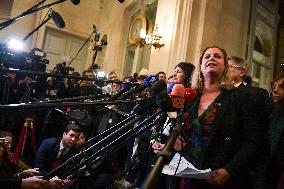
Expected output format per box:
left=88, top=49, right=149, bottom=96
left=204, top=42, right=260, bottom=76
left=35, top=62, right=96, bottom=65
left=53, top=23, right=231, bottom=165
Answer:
left=182, top=92, right=224, bottom=169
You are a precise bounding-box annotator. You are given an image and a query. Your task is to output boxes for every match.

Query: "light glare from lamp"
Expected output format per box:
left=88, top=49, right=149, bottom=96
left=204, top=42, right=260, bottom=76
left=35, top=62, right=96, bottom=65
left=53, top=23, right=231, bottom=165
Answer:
left=8, top=39, right=24, bottom=51
left=140, top=28, right=146, bottom=39
left=145, top=34, right=152, bottom=44
left=97, top=71, right=105, bottom=78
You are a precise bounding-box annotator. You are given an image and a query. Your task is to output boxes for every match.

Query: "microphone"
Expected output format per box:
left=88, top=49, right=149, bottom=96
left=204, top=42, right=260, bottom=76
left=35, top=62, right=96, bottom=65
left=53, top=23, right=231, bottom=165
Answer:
left=54, top=108, right=68, bottom=116
left=51, top=11, right=65, bottom=29
left=109, top=82, right=133, bottom=101
left=156, top=92, right=172, bottom=112
left=117, top=0, right=125, bottom=3
left=105, top=106, right=129, bottom=118
left=170, top=84, right=185, bottom=109
left=184, top=88, right=196, bottom=103
left=147, top=78, right=167, bottom=96
left=130, top=79, right=167, bottom=115
left=71, top=0, right=80, bottom=5
left=109, top=77, right=139, bottom=100
left=166, top=83, right=175, bottom=93
left=144, top=75, right=159, bottom=86
left=22, top=10, right=65, bottom=41
left=119, top=75, right=158, bottom=99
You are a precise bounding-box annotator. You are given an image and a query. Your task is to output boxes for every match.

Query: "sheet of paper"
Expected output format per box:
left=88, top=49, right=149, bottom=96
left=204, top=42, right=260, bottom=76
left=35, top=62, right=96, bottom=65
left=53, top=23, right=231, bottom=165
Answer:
left=162, top=153, right=215, bottom=179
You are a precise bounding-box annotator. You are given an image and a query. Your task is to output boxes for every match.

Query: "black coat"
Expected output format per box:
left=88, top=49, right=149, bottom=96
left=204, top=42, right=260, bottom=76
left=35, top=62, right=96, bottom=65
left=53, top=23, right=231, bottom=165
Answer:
left=265, top=104, right=284, bottom=188
left=183, top=86, right=272, bottom=187
left=0, top=178, right=21, bottom=189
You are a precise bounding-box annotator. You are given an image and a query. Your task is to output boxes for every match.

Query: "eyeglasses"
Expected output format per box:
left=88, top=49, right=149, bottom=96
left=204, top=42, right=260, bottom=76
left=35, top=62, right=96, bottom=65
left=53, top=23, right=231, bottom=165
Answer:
left=228, top=64, right=244, bottom=69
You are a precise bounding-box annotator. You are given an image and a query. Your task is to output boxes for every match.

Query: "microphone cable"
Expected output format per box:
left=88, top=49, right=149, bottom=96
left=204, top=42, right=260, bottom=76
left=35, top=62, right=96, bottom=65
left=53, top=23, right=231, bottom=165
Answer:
left=41, top=8, right=53, bottom=24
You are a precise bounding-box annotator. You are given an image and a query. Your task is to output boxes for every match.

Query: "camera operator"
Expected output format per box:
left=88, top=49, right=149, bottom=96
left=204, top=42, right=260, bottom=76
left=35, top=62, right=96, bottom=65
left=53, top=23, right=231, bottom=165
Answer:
left=48, top=62, right=79, bottom=99
left=63, top=72, right=81, bottom=98
left=0, top=72, right=21, bottom=104
left=44, top=77, right=58, bottom=100
left=80, top=69, right=102, bottom=96
left=17, top=48, right=48, bottom=102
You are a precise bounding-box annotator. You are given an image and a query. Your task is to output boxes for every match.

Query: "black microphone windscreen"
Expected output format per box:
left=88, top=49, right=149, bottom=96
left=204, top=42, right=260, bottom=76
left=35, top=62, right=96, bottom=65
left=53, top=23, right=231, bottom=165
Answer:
left=71, top=0, right=80, bottom=5
left=156, top=92, right=172, bottom=111
left=51, top=11, right=65, bottom=29
left=151, top=79, right=167, bottom=95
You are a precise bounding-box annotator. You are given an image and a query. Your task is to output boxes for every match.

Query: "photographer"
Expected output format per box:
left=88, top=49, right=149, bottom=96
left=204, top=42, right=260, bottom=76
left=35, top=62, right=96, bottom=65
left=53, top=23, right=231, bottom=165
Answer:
left=0, top=131, right=32, bottom=175
left=0, top=137, right=64, bottom=189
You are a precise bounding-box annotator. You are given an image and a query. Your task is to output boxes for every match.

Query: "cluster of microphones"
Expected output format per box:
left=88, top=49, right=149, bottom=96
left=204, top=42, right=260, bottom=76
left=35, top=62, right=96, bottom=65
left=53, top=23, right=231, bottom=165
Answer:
left=36, top=74, right=195, bottom=180
left=109, top=75, right=196, bottom=116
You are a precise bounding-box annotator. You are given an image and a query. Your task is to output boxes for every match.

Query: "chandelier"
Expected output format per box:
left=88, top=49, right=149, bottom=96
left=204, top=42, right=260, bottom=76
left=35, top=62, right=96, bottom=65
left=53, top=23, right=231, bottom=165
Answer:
left=140, top=24, right=165, bottom=49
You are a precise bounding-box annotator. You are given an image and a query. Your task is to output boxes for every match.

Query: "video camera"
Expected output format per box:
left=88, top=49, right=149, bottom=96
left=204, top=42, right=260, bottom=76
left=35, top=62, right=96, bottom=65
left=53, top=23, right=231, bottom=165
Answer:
left=0, top=44, right=49, bottom=72
left=53, top=62, right=74, bottom=75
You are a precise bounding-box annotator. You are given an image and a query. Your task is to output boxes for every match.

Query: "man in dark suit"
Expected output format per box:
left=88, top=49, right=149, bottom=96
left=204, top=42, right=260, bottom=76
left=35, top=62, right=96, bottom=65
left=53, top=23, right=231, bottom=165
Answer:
left=34, top=123, right=82, bottom=176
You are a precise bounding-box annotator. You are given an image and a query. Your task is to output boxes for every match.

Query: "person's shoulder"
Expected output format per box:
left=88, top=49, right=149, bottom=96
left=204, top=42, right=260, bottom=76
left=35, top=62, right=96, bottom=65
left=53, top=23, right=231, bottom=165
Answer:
left=235, top=86, right=272, bottom=110
left=41, top=137, right=60, bottom=145
left=229, top=86, right=270, bottom=108
left=235, top=86, right=269, bottom=96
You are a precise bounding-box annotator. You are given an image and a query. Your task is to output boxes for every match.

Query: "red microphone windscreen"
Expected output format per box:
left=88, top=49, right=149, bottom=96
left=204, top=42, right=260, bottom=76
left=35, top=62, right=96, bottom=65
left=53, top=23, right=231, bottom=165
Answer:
left=170, top=84, right=185, bottom=98
left=170, top=84, right=185, bottom=109
left=171, top=97, right=185, bottom=109
left=184, top=88, right=196, bottom=103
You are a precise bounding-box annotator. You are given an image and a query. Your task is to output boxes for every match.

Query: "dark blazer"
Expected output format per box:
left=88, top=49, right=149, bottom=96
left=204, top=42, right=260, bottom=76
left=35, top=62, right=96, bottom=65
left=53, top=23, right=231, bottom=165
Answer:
left=0, top=178, right=22, bottom=189
left=34, top=137, right=61, bottom=175
left=269, top=106, right=284, bottom=155
left=184, top=86, right=272, bottom=187
left=265, top=104, right=284, bottom=188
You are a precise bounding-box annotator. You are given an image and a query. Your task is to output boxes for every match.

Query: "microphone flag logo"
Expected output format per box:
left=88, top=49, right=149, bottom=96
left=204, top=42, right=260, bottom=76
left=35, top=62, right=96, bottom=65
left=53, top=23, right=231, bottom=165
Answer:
left=171, top=97, right=185, bottom=109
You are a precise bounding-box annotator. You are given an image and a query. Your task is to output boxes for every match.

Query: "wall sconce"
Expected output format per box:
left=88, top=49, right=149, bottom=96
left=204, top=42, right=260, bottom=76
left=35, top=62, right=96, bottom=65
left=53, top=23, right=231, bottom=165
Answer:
left=128, top=15, right=164, bottom=49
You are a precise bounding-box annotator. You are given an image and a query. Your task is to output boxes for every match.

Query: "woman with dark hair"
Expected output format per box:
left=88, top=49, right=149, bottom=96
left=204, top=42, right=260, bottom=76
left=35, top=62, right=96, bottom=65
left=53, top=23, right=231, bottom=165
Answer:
left=162, top=46, right=271, bottom=189
left=149, top=62, right=195, bottom=188
left=265, top=76, right=284, bottom=189
left=153, top=61, right=195, bottom=152
left=174, top=62, right=195, bottom=88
